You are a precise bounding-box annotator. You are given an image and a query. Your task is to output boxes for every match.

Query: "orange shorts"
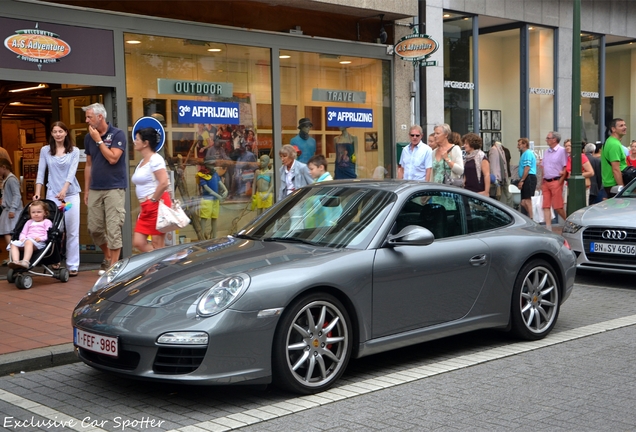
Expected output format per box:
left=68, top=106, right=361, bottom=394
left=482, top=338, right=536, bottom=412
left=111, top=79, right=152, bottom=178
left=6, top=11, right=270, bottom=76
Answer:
left=541, top=179, right=564, bottom=209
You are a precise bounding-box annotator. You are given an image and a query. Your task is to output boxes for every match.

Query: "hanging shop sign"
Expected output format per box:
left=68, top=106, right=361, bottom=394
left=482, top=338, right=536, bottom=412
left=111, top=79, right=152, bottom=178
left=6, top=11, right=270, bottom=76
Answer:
left=157, top=79, right=233, bottom=98
left=0, top=17, right=115, bottom=75
left=326, top=107, right=373, bottom=128
left=394, top=29, right=439, bottom=67
left=132, top=116, right=166, bottom=152
left=312, top=88, right=367, bottom=103
left=177, top=100, right=240, bottom=124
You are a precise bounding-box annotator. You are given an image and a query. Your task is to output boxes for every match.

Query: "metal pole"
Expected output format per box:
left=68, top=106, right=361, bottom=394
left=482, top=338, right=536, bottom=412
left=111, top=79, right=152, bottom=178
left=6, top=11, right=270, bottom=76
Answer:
left=568, top=0, right=586, bottom=213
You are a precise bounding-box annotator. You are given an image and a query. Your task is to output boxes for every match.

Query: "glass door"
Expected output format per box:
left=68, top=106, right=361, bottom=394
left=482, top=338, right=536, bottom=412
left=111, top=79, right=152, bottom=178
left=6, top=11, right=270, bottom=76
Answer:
left=51, top=87, right=114, bottom=261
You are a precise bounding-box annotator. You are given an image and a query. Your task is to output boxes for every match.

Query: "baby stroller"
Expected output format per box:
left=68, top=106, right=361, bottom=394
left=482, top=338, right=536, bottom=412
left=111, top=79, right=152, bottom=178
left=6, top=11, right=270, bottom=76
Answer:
left=7, top=199, right=70, bottom=289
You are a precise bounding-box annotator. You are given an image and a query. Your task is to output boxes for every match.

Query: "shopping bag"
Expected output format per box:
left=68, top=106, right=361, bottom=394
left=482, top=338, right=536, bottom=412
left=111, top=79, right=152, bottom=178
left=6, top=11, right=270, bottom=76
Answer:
left=530, top=194, right=554, bottom=224
left=156, top=200, right=191, bottom=233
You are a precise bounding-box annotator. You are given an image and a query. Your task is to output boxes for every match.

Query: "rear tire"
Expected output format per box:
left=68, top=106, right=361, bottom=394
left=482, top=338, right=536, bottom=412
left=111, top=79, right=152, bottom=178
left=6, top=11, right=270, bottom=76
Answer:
left=59, top=268, right=70, bottom=283
left=272, top=292, right=352, bottom=394
left=510, top=259, right=560, bottom=340
left=21, top=274, right=33, bottom=290
left=6, top=269, right=15, bottom=284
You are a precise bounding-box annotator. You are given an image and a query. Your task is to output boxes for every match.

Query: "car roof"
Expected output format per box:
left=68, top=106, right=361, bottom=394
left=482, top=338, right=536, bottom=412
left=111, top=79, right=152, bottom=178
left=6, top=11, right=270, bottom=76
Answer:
left=304, top=180, right=458, bottom=194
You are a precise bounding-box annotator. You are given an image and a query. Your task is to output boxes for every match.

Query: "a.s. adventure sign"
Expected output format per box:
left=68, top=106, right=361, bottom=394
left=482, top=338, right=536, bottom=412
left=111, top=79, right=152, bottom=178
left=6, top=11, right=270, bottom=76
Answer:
left=394, top=29, right=439, bottom=67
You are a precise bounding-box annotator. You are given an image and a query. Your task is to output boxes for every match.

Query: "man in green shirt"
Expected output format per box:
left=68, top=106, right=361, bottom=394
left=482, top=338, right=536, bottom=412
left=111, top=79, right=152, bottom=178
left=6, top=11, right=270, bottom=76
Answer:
left=601, top=118, right=628, bottom=198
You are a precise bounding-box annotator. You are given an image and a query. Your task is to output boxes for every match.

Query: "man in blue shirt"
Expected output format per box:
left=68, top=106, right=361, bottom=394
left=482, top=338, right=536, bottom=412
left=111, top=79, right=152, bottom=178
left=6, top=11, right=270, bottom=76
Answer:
left=83, top=103, right=127, bottom=274
left=398, top=125, right=432, bottom=181
left=516, top=137, right=537, bottom=219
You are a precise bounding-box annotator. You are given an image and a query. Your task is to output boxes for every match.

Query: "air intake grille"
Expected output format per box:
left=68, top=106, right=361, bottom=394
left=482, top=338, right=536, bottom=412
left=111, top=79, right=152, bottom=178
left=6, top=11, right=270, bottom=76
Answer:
left=153, top=347, right=207, bottom=374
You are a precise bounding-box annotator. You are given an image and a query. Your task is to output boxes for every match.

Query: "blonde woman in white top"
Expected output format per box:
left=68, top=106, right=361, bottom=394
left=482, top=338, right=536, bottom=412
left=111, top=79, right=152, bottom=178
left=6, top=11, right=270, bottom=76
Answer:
left=431, top=124, right=464, bottom=184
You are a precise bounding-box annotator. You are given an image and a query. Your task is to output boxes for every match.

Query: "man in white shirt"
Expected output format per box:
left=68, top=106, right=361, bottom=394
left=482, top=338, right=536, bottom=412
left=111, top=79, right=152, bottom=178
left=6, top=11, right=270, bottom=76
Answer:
left=398, top=125, right=433, bottom=181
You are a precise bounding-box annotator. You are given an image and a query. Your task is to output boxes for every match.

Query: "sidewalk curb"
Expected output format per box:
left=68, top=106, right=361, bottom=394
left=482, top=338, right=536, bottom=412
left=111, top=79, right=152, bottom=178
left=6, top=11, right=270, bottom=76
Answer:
left=0, top=343, right=78, bottom=377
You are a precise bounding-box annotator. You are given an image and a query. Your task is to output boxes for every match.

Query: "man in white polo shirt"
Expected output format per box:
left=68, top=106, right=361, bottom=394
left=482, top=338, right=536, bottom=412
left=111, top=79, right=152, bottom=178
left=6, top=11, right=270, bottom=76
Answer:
left=398, top=124, right=433, bottom=181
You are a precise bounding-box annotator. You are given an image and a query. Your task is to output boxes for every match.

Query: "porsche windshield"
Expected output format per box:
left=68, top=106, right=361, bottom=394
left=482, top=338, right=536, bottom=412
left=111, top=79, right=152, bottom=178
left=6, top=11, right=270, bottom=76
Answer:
left=240, top=186, right=395, bottom=249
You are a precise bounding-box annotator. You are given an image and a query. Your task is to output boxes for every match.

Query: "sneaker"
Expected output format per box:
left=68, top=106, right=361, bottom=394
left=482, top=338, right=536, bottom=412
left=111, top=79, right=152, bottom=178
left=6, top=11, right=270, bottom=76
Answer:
left=98, top=259, right=110, bottom=276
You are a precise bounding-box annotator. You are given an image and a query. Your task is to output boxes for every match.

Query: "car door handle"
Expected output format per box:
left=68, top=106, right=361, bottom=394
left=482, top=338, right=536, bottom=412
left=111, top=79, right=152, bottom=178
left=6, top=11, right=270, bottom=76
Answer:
left=469, top=254, right=488, bottom=266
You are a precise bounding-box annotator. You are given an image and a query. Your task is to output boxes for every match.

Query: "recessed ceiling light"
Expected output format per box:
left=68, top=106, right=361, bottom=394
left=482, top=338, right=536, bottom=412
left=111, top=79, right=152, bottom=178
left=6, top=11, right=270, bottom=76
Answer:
left=126, top=40, right=141, bottom=44
left=207, top=48, right=222, bottom=52
left=279, top=55, right=291, bottom=59
left=443, top=14, right=450, bottom=18
left=339, top=60, right=351, bottom=64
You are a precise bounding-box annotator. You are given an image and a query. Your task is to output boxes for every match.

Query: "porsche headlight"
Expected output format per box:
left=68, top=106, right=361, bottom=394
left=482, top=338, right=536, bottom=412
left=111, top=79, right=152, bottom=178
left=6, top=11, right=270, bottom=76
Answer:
left=91, top=259, right=129, bottom=292
left=562, top=220, right=583, bottom=234
left=157, top=332, right=209, bottom=345
left=197, top=274, right=250, bottom=317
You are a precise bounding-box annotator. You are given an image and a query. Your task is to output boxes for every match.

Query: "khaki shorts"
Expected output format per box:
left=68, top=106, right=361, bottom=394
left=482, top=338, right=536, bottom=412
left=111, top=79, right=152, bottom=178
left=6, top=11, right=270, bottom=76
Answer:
left=87, top=189, right=126, bottom=250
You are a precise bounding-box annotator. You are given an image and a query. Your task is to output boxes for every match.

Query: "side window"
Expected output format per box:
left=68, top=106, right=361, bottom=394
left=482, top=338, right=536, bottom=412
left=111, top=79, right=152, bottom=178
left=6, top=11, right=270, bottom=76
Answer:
left=464, top=196, right=513, bottom=234
left=393, top=191, right=464, bottom=239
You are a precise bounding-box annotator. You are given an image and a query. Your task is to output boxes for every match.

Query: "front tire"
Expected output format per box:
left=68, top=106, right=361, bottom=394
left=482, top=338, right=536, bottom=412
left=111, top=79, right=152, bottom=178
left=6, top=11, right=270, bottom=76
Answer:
left=510, top=259, right=560, bottom=340
left=272, top=293, right=352, bottom=394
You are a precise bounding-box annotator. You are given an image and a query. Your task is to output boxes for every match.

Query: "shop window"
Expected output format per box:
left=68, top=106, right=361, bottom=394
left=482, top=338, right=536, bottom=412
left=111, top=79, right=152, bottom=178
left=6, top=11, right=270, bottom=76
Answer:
left=528, top=26, right=555, bottom=148
left=124, top=33, right=272, bottom=244
left=582, top=33, right=602, bottom=143
left=443, top=13, right=474, bottom=136
left=278, top=50, right=391, bottom=180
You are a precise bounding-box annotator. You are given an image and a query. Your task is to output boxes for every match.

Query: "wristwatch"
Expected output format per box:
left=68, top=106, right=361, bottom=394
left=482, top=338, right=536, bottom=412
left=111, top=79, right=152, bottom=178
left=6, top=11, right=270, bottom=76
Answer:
left=96, top=140, right=104, bottom=146
left=150, top=197, right=158, bottom=202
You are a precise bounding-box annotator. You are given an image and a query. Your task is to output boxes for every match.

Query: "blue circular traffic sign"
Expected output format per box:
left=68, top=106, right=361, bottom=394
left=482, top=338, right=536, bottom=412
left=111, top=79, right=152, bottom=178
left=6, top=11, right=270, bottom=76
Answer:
left=132, top=116, right=165, bottom=152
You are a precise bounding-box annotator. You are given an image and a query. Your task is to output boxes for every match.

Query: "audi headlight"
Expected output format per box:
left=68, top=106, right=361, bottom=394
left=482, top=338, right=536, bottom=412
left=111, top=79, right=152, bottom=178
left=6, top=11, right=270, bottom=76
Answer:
left=562, top=220, right=583, bottom=234
left=197, top=274, right=251, bottom=317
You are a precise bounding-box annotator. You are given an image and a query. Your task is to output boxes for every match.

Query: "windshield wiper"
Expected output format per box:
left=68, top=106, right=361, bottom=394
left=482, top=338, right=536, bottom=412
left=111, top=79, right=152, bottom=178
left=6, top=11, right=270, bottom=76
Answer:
left=263, top=237, right=318, bottom=246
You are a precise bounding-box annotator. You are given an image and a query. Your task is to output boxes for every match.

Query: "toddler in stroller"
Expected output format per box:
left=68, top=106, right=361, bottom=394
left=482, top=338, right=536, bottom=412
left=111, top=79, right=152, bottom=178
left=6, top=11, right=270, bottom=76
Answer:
left=6, top=199, right=70, bottom=289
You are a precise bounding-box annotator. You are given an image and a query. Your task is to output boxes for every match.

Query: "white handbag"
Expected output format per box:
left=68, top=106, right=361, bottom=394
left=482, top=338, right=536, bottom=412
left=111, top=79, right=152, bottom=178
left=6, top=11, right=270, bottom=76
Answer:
left=156, top=199, right=190, bottom=233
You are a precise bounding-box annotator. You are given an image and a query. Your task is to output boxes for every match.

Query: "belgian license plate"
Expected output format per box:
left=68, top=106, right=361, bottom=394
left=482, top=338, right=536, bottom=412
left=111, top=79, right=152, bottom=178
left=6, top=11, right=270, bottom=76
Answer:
left=74, top=328, right=118, bottom=357
left=590, top=242, right=636, bottom=255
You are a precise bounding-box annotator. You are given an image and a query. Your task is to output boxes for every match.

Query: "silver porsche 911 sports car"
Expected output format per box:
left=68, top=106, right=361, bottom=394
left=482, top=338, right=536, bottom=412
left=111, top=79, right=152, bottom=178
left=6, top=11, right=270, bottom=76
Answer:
left=73, top=181, right=576, bottom=394
left=562, top=178, right=636, bottom=274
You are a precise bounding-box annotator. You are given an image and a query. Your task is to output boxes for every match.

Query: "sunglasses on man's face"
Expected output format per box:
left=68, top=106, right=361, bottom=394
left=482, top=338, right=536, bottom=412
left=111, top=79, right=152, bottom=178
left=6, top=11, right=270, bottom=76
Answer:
left=410, top=134, right=420, bottom=137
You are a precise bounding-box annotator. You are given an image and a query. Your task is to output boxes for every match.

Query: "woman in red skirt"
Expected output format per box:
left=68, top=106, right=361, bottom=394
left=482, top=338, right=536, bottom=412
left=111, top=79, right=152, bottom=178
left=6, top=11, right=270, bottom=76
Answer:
left=131, top=127, right=171, bottom=252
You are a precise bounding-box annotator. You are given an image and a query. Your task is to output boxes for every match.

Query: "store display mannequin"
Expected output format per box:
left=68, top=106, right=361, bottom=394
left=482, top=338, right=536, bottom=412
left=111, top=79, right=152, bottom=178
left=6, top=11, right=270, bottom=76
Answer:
left=334, top=127, right=357, bottom=179
left=290, top=118, right=316, bottom=164
left=252, top=155, right=274, bottom=215
left=196, top=163, right=228, bottom=239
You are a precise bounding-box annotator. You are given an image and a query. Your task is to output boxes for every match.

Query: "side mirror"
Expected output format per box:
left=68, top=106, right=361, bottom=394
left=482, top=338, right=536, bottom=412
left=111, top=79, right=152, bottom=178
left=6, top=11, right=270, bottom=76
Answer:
left=387, top=225, right=435, bottom=247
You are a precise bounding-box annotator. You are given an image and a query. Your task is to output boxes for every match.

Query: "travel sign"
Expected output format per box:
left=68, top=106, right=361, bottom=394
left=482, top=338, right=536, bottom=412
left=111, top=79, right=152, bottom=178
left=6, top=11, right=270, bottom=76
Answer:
left=394, top=29, right=439, bottom=67
left=177, top=100, right=240, bottom=124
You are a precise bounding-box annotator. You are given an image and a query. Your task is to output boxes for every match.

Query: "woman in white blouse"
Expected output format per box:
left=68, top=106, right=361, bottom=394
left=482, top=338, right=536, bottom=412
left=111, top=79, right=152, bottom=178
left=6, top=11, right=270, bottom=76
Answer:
left=131, top=127, right=170, bottom=252
left=34, top=121, right=81, bottom=276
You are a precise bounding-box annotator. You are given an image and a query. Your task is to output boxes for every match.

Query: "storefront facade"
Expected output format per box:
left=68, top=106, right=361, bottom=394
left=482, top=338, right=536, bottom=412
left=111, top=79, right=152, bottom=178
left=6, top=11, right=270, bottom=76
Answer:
left=1, top=0, right=411, bottom=259
left=422, top=0, right=636, bottom=168
left=2, top=0, right=636, bottom=260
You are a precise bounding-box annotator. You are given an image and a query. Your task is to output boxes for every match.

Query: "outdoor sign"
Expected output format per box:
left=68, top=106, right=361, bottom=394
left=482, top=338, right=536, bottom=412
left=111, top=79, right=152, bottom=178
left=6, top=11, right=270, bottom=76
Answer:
left=0, top=17, right=115, bottom=75
left=157, top=79, right=233, bottom=98
left=177, top=100, right=240, bottom=124
left=132, top=116, right=166, bottom=152
left=312, top=88, right=367, bottom=104
left=394, top=29, right=439, bottom=67
left=326, top=107, right=373, bottom=128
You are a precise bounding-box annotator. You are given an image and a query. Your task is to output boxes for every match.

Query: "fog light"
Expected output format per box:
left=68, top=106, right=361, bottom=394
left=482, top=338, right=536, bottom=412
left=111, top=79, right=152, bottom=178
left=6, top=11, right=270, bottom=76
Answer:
left=157, top=332, right=208, bottom=345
